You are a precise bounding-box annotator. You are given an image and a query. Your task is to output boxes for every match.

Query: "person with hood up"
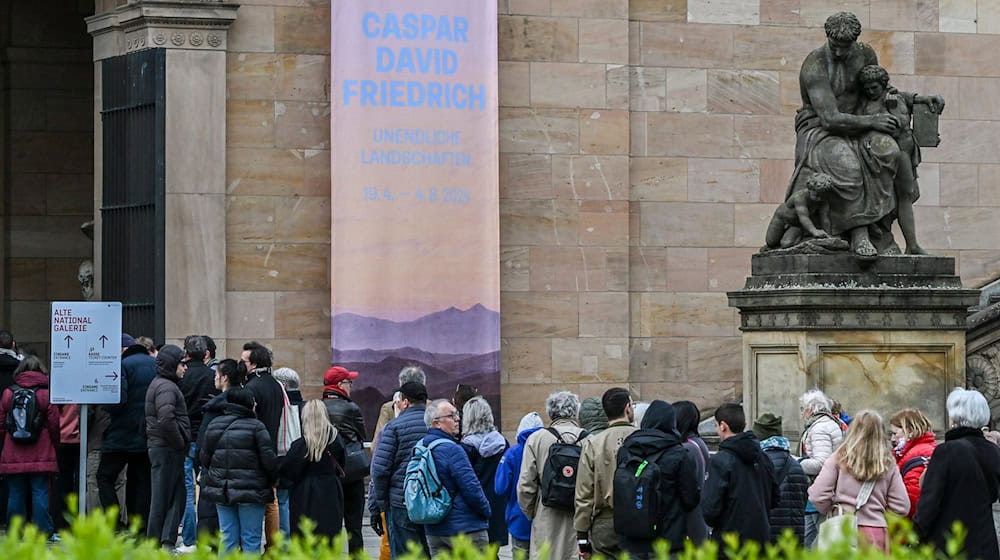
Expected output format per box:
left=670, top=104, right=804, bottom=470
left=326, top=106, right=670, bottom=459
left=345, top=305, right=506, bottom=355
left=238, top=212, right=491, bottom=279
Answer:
left=752, top=413, right=807, bottom=544
left=578, top=397, right=609, bottom=435
left=144, top=343, right=192, bottom=549
left=702, top=403, right=778, bottom=549
left=575, top=388, right=636, bottom=558
left=420, top=399, right=492, bottom=556
left=614, top=400, right=700, bottom=558
left=494, top=412, right=544, bottom=558
left=200, top=388, right=278, bottom=554
left=673, top=400, right=710, bottom=545
left=889, top=408, right=936, bottom=519
left=195, top=358, right=243, bottom=538
left=0, top=355, right=61, bottom=538
left=460, top=396, right=509, bottom=551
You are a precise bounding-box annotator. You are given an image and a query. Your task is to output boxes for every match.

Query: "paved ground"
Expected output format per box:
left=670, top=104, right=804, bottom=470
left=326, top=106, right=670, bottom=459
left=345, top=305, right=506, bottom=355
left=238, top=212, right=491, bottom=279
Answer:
left=360, top=519, right=513, bottom=559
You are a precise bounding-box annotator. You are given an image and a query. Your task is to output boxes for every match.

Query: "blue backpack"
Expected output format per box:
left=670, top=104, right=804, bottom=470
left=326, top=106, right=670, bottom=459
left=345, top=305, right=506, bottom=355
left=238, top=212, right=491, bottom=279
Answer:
left=404, top=438, right=453, bottom=524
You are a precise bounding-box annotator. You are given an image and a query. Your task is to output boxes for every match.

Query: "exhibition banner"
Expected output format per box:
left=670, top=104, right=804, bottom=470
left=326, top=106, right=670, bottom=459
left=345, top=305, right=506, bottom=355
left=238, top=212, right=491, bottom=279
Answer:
left=331, top=1, right=499, bottom=435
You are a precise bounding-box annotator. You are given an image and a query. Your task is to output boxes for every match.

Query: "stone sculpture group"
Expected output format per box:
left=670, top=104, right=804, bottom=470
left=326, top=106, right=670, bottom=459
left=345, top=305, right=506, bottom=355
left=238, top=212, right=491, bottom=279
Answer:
left=763, top=12, right=945, bottom=261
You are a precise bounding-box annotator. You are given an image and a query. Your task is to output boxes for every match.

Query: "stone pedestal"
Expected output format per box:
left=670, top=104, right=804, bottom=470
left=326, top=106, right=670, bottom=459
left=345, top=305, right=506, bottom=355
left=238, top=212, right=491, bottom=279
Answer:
left=728, top=254, right=980, bottom=439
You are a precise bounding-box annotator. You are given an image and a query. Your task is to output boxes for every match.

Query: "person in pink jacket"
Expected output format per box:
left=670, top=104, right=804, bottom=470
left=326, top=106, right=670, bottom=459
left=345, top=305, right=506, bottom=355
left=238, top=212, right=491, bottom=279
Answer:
left=0, top=355, right=61, bottom=538
left=808, top=410, right=910, bottom=552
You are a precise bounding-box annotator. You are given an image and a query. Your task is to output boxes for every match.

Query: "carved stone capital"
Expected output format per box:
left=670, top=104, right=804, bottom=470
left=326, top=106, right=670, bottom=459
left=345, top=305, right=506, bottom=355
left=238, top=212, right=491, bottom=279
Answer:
left=86, top=1, right=239, bottom=60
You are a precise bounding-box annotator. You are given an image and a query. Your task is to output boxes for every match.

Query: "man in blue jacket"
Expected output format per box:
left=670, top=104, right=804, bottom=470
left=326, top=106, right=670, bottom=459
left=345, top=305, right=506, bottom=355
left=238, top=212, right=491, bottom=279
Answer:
left=495, top=412, right=544, bottom=557
left=420, top=399, right=491, bottom=556
left=370, top=382, right=430, bottom=559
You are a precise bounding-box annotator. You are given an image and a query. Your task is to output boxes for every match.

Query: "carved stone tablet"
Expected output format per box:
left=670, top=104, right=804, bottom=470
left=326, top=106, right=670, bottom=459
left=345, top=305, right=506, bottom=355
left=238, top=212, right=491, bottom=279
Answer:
left=913, top=104, right=940, bottom=147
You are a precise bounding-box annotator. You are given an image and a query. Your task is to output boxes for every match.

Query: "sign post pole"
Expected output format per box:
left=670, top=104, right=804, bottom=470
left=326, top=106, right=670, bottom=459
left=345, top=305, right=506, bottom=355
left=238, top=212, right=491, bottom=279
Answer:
left=78, top=403, right=88, bottom=514
left=50, top=301, right=123, bottom=523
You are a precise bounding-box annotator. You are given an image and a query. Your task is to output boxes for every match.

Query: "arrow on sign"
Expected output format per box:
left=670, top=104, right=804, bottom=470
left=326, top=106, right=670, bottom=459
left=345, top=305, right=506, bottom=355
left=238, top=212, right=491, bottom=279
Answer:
left=99, top=335, right=109, bottom=348
left=64, top=335, right=73, bottom=348
left=105, top=371, right=119, bottom=381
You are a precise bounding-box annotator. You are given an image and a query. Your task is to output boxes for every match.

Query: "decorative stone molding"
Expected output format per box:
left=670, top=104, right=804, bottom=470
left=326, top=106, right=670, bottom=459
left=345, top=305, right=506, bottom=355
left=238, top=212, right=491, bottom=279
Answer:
left=729, top=254, right=980, bottom=332
left=86, top=1, right=239, bottom=60
left=967, top=293, right=1000, bottom=423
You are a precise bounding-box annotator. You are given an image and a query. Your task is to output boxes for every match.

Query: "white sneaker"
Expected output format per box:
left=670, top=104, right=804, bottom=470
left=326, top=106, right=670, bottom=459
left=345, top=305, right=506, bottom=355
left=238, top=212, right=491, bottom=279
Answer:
left=173, top=545, right=196, bottom=554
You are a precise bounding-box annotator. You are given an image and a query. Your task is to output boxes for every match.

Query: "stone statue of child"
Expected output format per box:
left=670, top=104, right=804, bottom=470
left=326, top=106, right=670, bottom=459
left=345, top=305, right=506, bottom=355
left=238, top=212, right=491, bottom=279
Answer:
left=765, top=172, right=836, bottom=250
left=857, top=65, right=943, bottom=255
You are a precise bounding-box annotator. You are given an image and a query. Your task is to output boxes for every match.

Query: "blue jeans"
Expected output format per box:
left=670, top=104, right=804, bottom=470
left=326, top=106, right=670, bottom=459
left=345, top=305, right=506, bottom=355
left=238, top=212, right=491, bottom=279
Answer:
left=277, top=488, right=290, bottom=537
left=388, top=505, right=428, bottom=559
left=217, top=503, right=266, bottom=554
left=7, top=474, right=54, bottom=535
left=182, top=443, right=198, bottom=545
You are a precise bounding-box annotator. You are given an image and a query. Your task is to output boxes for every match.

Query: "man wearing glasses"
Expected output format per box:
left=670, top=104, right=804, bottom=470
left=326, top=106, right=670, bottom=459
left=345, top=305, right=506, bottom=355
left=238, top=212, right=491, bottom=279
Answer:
left=418, top=399, right=491, bottom=557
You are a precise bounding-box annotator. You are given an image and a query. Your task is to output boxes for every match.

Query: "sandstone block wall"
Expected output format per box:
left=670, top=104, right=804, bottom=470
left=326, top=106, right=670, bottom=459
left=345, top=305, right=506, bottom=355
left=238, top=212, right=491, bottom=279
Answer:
left=2, top=2, right=95, bottom=357
left=220, top=0, right=1000, bottom=431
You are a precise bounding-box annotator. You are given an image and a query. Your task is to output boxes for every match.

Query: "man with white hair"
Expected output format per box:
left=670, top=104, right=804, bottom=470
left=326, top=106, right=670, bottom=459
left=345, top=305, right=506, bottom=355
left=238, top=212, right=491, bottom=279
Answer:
left=517, top=391, right=586, bottom=560
left=915, top=388, right=1000, bottom=560
left=418, top=399, right=491, bottom=556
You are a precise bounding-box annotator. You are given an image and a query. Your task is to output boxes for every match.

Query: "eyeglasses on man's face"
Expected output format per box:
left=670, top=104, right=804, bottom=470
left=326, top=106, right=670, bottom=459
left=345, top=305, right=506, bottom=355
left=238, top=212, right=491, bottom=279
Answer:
left=435, top=412, right=460, bottom=421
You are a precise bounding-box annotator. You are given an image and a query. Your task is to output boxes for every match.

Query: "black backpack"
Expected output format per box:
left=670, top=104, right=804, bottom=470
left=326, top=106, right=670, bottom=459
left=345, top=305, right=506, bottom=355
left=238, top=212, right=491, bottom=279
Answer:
left=613, top=446, right=669, bottom=538
left=5, top=385, right=45, bottom=443
left=540, top=427, right=588, bottom=510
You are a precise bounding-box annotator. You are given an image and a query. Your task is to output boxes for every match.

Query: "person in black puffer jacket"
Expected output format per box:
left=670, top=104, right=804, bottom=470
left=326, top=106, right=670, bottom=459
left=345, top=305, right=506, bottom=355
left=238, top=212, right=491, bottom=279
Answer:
left=616, top=400, right=701, bottom=558
left=195, top=359, right=243, bottom=538
left=752, top=413, right=807, bottom=544
left=200, top=388, right=278, bottom=555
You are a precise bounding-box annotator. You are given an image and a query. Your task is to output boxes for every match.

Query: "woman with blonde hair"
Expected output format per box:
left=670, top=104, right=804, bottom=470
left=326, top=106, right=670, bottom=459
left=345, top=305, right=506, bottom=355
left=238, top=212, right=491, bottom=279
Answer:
left=889, top=408, right=936, bottom=518
left=279, top=399, right=346, bottom=540
left=808, top=410, right=910, bottom=552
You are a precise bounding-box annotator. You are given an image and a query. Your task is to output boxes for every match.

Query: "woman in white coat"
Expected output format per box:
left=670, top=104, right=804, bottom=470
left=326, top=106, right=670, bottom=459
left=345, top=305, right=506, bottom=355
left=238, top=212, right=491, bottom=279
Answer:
left=799, top=389, right=845, bottom=546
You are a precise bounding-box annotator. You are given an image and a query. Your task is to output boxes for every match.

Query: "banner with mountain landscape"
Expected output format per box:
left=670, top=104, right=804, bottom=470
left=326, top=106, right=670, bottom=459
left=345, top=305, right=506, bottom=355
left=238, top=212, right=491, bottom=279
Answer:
left=330, top=0, right=499, bottom=437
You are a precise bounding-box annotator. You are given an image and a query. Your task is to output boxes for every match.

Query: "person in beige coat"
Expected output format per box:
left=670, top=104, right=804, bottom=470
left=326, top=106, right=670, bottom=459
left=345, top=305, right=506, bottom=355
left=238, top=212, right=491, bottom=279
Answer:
left=798, top=388, right=845, bottom=546
left=574, top=388, right=636, bottom=558
left=517, top=391, right=585, bottom=560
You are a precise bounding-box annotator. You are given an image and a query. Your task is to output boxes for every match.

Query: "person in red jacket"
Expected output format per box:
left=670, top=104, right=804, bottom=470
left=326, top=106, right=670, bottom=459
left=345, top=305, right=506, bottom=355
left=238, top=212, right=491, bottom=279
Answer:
left=0, top=355, right=61, bottom=538
left=889, top=408, right=937, bottom=518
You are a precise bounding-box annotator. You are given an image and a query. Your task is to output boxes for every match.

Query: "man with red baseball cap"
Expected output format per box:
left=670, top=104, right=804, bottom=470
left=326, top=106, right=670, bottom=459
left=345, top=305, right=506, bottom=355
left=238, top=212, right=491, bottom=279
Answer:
left=322, top=365, right=367, bottom=554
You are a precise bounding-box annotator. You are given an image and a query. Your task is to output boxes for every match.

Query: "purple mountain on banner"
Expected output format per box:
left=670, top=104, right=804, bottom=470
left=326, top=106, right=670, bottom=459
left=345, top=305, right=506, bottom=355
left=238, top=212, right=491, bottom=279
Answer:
left=331, top=304, right=499, bottom=355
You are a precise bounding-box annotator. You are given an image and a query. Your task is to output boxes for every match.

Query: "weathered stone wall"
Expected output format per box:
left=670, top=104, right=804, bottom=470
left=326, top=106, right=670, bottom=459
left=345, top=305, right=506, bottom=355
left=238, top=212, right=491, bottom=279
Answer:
left=2, top=2, right=95, bottom=356
left=224, top=2, right=333, bottom=394
left=221, top=0, right=1000, bottom=429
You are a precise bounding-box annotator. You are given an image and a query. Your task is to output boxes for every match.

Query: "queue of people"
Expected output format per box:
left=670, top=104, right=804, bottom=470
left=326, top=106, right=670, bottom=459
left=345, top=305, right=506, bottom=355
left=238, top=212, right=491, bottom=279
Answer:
left=2, top=326, right=1000, bottom=560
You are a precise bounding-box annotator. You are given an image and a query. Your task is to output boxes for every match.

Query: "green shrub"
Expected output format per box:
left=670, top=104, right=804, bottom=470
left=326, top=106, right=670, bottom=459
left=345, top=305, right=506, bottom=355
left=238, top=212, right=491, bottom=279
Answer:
left=0, top=504, right=968, bottom=560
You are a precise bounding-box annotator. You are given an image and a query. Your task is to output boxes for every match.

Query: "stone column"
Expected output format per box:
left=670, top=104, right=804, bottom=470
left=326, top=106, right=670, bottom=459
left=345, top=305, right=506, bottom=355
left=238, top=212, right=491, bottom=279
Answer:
left=728, top=254, right=980, bottom=439
left=87, top=1, right=238, bottom=345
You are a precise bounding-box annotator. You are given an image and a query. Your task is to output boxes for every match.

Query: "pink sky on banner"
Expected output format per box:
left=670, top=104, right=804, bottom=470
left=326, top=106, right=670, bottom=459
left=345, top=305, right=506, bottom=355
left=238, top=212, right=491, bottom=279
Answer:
left=330, top=1, right=499, bottom=324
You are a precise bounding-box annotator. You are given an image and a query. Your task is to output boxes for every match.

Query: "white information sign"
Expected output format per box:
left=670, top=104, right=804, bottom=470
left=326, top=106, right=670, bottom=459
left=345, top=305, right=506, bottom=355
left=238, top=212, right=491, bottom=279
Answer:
left=49, top=301, right=123, bottom=404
